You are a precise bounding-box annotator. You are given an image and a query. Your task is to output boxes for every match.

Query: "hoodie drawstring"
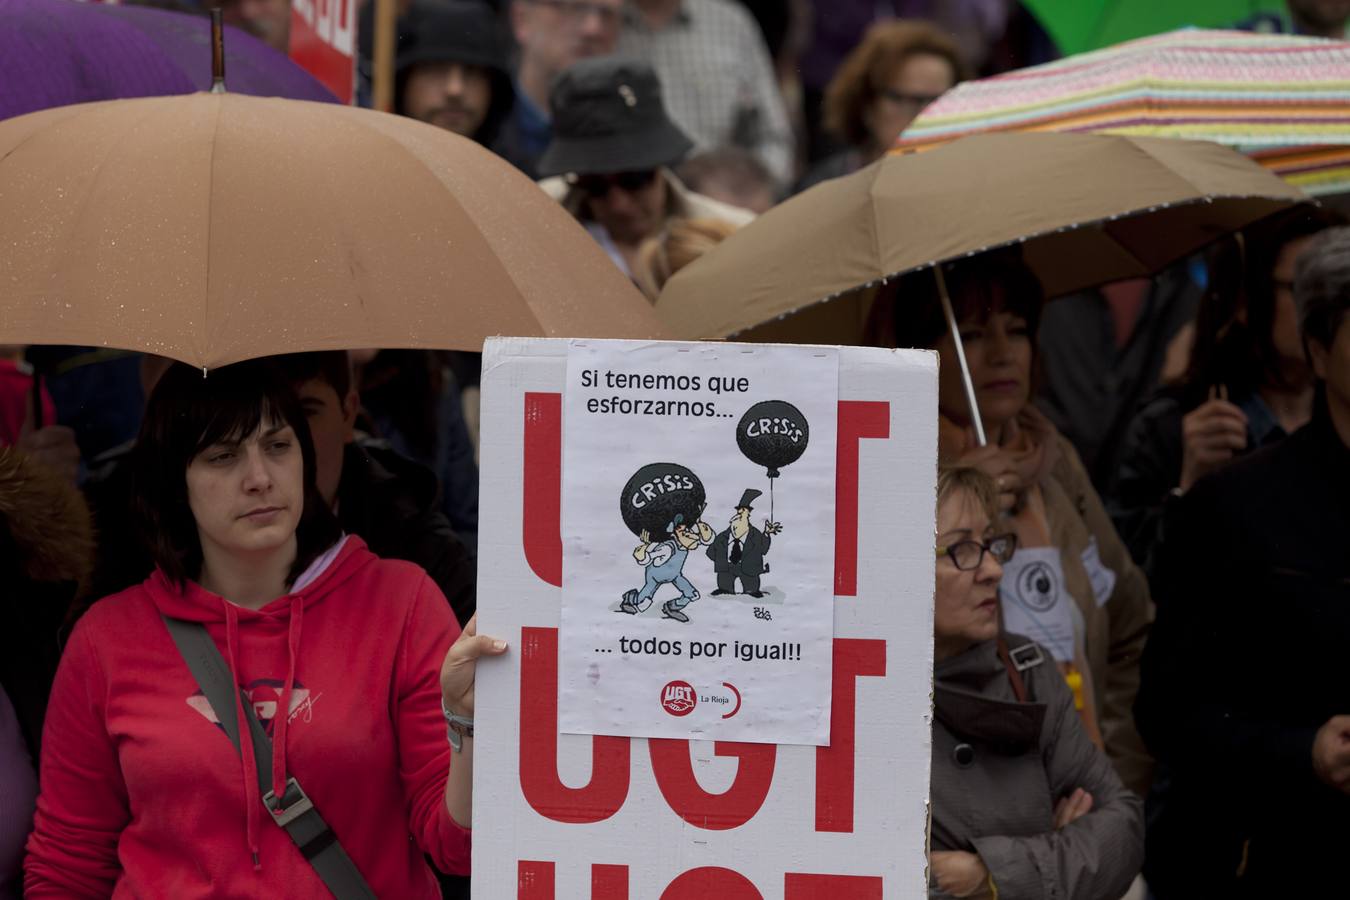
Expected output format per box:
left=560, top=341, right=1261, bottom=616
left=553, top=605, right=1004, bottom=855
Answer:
left=271, top=595, right=302, bottom=805
left=223, top=604, right=263, bottom=870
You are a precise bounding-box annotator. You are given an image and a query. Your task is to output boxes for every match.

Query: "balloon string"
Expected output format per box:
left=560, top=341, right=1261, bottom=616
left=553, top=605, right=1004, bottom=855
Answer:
left=769, top=477, right=775, bottom=522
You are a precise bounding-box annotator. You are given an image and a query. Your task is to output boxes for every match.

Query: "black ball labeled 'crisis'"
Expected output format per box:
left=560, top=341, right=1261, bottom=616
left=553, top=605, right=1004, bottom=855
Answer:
left=737, top=400, right=809, bottom=478
left=619, top=462, right=706, bottom=539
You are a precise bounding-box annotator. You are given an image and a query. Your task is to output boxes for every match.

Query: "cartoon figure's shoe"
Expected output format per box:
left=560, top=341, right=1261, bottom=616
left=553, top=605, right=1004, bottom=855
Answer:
left=747, top=591, right=765, bottom=598
left=710, top=589, right=731, bottom=596
left=619, top=590, right=641, bottom=614
left=661, top=602, right=690, bottom=623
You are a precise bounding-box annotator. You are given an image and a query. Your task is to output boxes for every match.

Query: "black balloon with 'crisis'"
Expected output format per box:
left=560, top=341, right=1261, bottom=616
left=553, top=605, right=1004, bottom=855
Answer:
left=619, top=462, right=706, bottom=538
left=736, top=400, right=809, bottom=478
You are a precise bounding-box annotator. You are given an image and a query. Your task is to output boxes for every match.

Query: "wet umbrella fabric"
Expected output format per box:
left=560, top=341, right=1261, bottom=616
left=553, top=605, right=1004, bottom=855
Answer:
left=0, top=93, right=667, bottom=367
left=0, top=0, right=336, bottom=120
left=896, top=29, right=1350, bottom=197
left=654, top=131, right=1305, bottom=341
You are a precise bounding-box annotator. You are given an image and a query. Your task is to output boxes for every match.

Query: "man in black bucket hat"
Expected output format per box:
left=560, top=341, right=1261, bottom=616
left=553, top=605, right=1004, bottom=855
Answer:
left=395, top=1, right=515, bottom=147
left=537, top=57, right=752, bottom=280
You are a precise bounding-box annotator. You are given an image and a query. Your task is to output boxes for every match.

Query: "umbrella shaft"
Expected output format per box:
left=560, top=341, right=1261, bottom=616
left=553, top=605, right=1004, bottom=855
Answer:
left=936, top=266, right=987, bottom=448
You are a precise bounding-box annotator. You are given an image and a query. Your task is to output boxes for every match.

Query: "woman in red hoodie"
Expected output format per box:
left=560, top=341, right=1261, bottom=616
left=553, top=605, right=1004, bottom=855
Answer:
left=24, top=360, right=503, bottom=898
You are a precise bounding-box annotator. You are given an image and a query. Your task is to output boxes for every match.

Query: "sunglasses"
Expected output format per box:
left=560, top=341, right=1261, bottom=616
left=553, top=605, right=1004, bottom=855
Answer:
left=573, top=170, right=659, bottom=198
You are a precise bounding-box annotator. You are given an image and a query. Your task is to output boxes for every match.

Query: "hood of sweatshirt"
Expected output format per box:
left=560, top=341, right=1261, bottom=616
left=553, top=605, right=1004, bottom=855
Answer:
left=143, top=534, right=375, bottom=867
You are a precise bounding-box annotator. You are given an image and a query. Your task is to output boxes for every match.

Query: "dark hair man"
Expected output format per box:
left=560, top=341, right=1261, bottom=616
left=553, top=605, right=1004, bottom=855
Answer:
left=396, top=1, right=515, bottom=146
left=1136, top=226, right=1350, bottom=898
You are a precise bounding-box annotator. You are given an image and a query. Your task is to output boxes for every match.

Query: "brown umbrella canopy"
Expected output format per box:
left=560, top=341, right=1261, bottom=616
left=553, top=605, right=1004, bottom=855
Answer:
left=655, top=132, right=1306, bottom=340
left=0, top=93, right=666, bottom=368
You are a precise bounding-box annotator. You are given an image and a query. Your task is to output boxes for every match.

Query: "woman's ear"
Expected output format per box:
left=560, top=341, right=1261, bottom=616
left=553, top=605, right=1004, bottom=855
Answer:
left=1308, top=337, right=1330, bottom=381
left=341, top=389, right=360, bottom=442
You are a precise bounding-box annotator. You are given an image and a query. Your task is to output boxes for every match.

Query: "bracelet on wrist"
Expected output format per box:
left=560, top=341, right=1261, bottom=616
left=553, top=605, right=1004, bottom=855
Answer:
left=441, top=697, right=474, bottom=753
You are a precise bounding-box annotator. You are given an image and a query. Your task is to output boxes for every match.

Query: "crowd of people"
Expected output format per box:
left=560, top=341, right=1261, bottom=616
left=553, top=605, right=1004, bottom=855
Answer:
left=4, top=0, right=1350, bottom=898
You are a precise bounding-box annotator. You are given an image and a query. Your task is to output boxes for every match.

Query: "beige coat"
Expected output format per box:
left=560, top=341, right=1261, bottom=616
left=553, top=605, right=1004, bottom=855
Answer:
left=1039, top=431, right=1155, bottom=796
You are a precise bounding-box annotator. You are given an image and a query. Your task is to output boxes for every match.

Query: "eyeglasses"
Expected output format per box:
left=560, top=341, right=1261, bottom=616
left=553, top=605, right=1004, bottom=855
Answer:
left=936, top=533, right=1017, bottom=571
left=523, top=0, right=622, bottom=26
left=879, top=88, right=943, bottom=110
left=573, top=170, right=659, bottom=198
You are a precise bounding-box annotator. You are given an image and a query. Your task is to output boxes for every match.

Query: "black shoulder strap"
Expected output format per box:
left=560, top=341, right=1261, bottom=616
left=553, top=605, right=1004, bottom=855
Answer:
left=162, top=615, right=378, bottom=899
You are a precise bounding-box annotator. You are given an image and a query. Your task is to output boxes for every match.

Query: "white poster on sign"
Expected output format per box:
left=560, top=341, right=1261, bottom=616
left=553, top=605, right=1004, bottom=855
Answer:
left=473, top=337, right=936, bottom=898
left=559, top=341, right=838, bottom=745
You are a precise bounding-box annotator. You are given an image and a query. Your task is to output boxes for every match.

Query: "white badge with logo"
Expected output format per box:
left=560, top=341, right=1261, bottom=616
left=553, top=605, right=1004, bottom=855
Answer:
left=1080, top=537, right=1117, bottom=608
left=998, top=546, right=1075, bottom=662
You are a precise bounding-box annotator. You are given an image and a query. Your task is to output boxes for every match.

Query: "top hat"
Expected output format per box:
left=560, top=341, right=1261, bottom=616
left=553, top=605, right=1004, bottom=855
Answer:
left=735, top=489, right=762, bottom=510
left=536, top=57, right=695, bottom=178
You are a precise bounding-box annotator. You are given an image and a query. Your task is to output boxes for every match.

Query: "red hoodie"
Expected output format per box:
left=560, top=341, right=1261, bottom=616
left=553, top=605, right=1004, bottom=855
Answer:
left=24, top=536, right=468, bottom=898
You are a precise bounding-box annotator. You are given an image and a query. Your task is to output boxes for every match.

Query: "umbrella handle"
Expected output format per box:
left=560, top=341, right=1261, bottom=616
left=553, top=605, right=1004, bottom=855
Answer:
left=210, top=10, right=226, bottom=94
left=935, top=265, right=988, bottom=448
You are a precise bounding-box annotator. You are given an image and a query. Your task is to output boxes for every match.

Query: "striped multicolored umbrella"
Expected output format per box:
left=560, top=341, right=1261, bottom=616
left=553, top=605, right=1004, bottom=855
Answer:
left=895, top=29, right=1350, bottom=196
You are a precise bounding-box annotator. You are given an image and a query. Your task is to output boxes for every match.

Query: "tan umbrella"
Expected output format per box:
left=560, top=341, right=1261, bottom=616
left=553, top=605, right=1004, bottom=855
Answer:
left=656, top=132, right=1305, bottom=342
left=0, top=92, right=666, bottom=369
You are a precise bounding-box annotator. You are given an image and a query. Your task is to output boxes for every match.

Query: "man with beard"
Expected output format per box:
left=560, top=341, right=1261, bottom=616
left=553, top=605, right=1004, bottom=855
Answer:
left=536, top=58, right=751, bottom=280
left=218, top=0, right=291, bottom=54
left=496, top=0, right=624, bottom=176
left=396, top=2, right=515, bottom=147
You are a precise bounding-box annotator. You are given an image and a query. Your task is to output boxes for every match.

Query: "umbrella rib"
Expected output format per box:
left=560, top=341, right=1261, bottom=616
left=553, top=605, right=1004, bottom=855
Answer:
left=200, top=95, right=224, bottom=372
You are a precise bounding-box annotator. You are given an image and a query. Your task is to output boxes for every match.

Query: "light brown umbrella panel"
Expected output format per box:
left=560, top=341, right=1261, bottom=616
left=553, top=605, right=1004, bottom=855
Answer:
left=0, top=92, right=666, bottom=368
left=655, top=132, right=1306, bottom=341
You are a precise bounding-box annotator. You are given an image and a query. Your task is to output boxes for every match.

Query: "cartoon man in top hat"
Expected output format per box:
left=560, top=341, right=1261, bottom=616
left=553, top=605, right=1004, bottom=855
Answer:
left=708, top=489, right=782, bottom=598
left=622, top=512, right=715, bottom=622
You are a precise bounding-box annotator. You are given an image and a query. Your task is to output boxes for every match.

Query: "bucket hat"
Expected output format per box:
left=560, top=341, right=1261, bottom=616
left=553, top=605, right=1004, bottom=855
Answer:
left=536, top=57, right=694, bottom=178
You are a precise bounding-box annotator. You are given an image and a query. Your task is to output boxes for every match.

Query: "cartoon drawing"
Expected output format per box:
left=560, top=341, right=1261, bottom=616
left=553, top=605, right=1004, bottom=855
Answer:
left=708, top=489, right=782, bottom=597
left=618, top=463, right=715, bottom=622
left=736, top=400, right=810, bottom=522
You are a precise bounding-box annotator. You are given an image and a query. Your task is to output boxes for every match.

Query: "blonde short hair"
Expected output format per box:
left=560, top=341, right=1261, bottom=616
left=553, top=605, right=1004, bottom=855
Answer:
left=633, top=217, right=741, bottom=301
left=936, top=465, right=999, bottom=522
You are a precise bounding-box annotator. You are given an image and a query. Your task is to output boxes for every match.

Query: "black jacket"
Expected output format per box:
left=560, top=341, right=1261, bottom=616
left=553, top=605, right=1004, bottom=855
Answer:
left=1108, top=388, right=1288, bottom=585
left=337, top=442, right=475, bottom=625
left=707, top=526, right=771, bottom=577
left=85, top=440, right=476, bottom=626
left=1135, top=396, right=1350, bottom=897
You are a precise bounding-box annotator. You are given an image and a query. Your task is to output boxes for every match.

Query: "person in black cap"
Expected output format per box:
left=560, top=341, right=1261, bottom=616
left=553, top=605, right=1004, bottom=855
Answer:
left=707, top=488, right=780, bottom=598
left=536, top=57, right=752, bottom=280
left=396, top=1, right=515, bottom=146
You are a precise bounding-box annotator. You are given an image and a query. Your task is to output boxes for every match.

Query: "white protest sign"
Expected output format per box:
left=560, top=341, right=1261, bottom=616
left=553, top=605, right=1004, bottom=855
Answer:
left=473, top=337, right=936, bottom=899
left=560, top=341, right=838, bottom=744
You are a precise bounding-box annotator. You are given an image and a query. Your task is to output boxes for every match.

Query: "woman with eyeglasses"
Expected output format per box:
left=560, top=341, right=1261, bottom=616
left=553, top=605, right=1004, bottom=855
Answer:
left=867, top=249, right=1155, bottom=800
left=929, top=466, right=1143, bottom=900
left=796, top=20, right=967, bottom=194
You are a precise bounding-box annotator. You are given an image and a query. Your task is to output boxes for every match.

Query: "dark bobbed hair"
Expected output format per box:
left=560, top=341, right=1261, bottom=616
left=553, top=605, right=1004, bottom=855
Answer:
left=1295, top=224, right=1350, bottom=351
left=1179, top=204, right=1345, bottom=408
left=864, top=248, right=1046, bottom=351
left=132, top=360, right=342, bottom=589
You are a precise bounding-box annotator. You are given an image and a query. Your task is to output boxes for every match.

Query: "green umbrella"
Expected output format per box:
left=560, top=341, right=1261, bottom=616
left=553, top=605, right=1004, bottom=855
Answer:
left=1023, top=0, right=1285, bottom=56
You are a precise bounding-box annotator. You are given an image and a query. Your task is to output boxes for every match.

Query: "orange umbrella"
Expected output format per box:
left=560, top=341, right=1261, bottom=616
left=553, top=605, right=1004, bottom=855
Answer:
left=0, top=92, right=666, bottom=369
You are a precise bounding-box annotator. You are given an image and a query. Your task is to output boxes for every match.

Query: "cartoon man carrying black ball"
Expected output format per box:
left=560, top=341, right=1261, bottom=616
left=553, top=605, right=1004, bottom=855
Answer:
left=621, top=513, right=715, bottom=622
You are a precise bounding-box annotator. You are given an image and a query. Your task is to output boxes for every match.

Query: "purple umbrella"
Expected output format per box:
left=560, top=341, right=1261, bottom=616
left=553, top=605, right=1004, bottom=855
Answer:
left=0, top=0, right=337, bottom=121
